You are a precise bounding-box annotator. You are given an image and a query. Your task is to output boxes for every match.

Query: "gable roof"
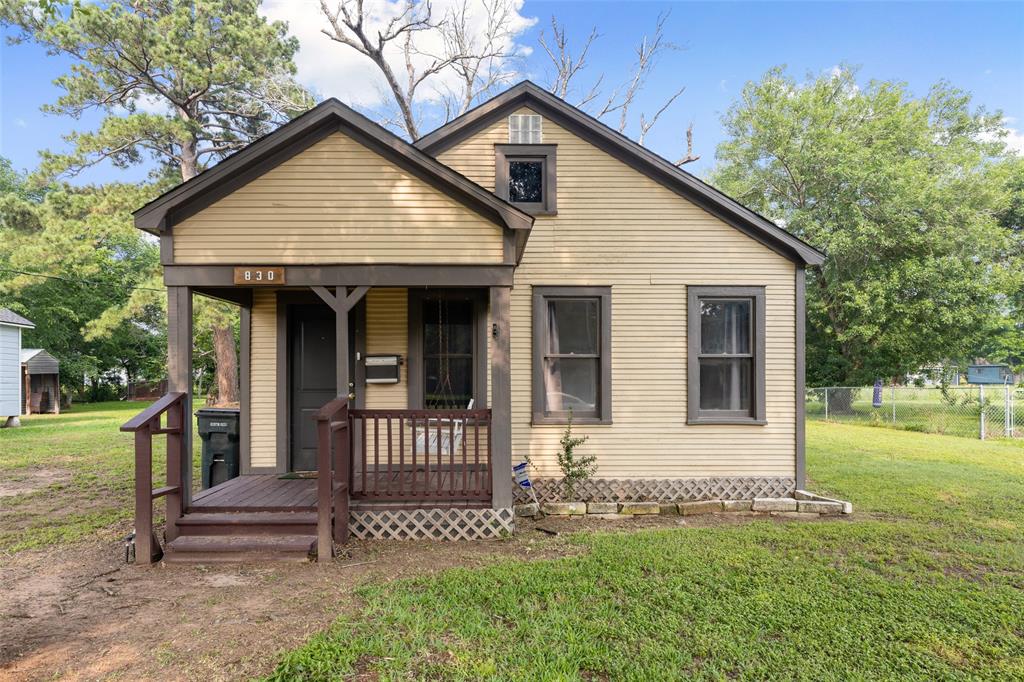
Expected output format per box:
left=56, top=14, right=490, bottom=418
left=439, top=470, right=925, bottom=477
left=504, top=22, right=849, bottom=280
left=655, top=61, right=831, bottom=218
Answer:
left=416, top=81, right=825, bottom=267
left=21, top=348, right=59, bottom=373
left=134, top=98, right=534, bottom=259
left=0, top=308, right=34, bottom=328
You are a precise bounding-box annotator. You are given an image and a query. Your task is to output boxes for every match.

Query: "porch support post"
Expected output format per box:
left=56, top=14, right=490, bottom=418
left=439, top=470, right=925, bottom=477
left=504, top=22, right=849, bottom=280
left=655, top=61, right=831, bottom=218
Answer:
left=239, top=303, right=251, bottom=474
left=167, top=286, right=193, bottom=509
left=489, top=286, right=513, bottom=509
left=313, top=286, right=370, bottom=399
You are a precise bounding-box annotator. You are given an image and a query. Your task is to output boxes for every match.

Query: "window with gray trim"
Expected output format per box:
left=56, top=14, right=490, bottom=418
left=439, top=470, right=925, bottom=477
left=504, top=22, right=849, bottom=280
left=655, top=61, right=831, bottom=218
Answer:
left=687, top=286, right=766, bottom=424
left=495, top=144, right=557, bottom=215
left=532, top=286, right=611, bottom=424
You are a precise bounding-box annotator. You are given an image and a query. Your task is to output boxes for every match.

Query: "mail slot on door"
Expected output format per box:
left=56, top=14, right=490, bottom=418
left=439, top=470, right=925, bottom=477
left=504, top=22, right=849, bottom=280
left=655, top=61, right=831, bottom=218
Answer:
left=365, top=355, right=401, bottom=384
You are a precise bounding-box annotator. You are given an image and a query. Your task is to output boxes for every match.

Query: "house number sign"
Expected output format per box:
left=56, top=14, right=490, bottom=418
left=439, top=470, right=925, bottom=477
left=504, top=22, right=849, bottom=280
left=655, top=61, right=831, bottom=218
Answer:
left=233, top=267, right=285, bottom=285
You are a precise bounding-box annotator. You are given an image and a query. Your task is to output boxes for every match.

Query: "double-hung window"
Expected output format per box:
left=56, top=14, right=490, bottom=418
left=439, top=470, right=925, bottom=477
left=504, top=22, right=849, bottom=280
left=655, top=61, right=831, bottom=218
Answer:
left=532, top=287, right=612, bottom=424
left=687, top=286, right=766, bottom=424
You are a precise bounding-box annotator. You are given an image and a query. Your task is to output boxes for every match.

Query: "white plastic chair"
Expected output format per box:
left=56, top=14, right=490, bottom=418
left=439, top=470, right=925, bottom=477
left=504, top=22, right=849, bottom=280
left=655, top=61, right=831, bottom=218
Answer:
left=416, top=398, right=474, bottom=455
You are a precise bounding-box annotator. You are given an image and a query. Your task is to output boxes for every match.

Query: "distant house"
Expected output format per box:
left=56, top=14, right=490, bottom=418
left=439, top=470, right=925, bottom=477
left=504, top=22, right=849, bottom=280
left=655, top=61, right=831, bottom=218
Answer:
left=21, top=348, right=60, bottom=415
left=0, top=308, right=35, bottom=427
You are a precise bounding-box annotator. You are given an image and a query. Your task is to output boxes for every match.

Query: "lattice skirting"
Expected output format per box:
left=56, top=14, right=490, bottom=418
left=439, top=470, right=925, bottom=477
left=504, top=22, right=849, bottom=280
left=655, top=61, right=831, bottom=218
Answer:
left=513, top=477, right=796, bottom=504
left=349, top=507, right=515, bottom=541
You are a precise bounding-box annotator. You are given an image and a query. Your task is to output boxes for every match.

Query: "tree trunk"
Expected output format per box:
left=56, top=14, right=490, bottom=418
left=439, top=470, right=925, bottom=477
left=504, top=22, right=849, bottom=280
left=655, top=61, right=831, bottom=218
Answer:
left=179, top=116, right=200, bottom=182
left=211, top=325, right=239, bottom=406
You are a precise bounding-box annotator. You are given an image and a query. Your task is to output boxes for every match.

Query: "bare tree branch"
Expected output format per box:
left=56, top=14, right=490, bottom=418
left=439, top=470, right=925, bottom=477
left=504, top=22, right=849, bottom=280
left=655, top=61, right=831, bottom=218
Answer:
left=320, top=0, right=520, bottom=138
left=434, top=0, right=522, bottom=119
left=539, top=11, right=696, bottom=162
left=639, top=86, right=684, bottom=145
left=538, top=18, right=599, bottom=101
left=675, top=122, right=701, bottom=166
left=319, top=0, right=435, bottom=137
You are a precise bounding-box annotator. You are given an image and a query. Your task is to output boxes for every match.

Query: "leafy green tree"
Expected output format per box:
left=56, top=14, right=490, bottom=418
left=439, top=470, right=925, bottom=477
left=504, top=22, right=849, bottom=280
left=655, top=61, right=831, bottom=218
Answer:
left=2, top=0, right=313, bottom=404
left=973, top=157, right=1024, bottom=372
left=712, top=66, right=1020, bottom=387
left=0, top=178, right=164, bottom=400
left=2, top=0, right=312, bottom=182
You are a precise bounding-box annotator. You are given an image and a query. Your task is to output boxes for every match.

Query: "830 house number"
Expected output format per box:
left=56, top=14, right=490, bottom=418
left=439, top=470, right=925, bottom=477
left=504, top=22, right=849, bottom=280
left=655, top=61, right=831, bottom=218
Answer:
left=233, top=267, right=285, bottom=285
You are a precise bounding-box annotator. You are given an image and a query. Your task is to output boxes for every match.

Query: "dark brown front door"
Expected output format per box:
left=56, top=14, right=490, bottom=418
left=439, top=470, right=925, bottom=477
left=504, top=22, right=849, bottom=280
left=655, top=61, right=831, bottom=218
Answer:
left=288, top=304, right=357, bottom=471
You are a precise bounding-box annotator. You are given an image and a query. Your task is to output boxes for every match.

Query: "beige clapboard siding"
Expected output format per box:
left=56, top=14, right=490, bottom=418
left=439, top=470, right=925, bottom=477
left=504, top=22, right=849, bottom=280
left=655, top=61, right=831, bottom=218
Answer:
left=439, top=108, right=798, bottom=478
left=250, top=289, right=278, bottom=469
left=172, top=132, right=504, bottom=264
left=364, top=288, right=408, bottom=409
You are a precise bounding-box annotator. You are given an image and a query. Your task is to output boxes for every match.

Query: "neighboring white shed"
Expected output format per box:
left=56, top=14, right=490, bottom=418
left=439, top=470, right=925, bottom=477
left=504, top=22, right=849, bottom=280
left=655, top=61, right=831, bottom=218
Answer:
left=21, top=348, right=60, bottom=414
left=1, top=308, right=35, bottom=426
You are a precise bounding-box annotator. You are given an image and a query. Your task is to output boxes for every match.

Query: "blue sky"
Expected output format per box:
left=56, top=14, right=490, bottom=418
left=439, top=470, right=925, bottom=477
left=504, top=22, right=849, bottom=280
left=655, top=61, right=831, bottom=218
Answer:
left=1, top=0, right=1022, bottom=185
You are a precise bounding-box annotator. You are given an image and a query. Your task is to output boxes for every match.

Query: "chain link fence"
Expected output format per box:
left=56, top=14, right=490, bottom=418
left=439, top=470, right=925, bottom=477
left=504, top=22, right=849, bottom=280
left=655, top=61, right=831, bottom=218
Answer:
left=807, top=385, right=1023, bottom=439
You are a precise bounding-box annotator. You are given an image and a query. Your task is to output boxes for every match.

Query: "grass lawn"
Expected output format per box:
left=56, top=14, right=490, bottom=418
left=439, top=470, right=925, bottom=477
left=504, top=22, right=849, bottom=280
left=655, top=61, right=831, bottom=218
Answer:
left=3, top=405, right=1023, bottom=678
left=0, top=400, right=200, bottom=555
left=270, top=423, right=1024, bottom=680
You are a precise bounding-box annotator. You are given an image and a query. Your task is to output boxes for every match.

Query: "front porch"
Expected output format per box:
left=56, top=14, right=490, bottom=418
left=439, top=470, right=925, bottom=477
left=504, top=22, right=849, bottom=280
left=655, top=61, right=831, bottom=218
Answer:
left=123, top=268, right=514, bottom=564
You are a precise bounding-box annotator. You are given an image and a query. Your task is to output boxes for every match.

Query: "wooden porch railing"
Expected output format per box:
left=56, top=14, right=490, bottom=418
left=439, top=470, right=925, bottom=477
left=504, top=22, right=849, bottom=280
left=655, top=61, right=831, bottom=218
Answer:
left=314, top=404, right=492, bottom=557
left=121, top=392, right=187, bottom=565
left=348, top=409, right=492, bottom=503
left=313, top=397, right=350, bottom=560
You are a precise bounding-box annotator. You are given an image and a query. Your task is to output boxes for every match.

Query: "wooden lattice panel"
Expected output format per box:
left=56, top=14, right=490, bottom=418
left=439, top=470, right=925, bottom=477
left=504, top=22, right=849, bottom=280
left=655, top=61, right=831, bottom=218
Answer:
left=513, top=477, right=796, bottom=504
left=349, top=507, right=515, bottom=541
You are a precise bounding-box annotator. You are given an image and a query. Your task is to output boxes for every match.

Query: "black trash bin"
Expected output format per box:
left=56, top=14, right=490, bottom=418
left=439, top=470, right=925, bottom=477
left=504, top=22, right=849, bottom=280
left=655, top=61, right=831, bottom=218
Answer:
left=196, top=407, right=240, bottom=490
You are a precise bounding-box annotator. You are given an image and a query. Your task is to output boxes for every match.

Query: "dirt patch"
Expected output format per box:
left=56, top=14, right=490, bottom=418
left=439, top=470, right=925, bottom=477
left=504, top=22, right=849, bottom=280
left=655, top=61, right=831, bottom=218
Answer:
left=0, top=513, right=773, bottom=681
left=0, top=470, right=72, bottom=498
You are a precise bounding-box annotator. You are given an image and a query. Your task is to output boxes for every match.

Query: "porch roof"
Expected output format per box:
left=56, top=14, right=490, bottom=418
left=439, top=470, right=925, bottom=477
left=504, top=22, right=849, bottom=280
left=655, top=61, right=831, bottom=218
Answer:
left=133, top=99, right=535, bottom=263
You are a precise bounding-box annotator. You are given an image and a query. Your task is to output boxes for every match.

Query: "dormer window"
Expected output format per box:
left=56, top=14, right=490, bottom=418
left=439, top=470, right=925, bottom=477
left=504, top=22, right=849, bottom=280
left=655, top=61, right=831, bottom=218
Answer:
left=495, top=143, right=557, bottom=215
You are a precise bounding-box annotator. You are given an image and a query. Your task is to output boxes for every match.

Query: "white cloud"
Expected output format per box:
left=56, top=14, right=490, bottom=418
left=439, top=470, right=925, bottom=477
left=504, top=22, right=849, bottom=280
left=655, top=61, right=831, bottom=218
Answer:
left=132, top=91, right=170, bottom=115
left=261, top=0, right=536, bottom=109
left=14, top=118, right=27, bottom=128
left=1000, top=126, right=1024, bottom=154
left=979, top=118, right=1024, bottom=155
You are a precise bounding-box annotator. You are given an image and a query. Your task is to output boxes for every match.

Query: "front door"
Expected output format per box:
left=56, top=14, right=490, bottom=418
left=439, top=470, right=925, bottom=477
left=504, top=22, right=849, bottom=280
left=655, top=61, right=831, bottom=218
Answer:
left=288, top=304, right=356, bottom=471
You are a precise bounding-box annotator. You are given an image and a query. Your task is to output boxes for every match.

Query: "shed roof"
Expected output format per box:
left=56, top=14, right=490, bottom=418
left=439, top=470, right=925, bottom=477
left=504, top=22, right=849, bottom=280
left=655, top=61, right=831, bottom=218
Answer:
left=0, top=308, right=34, bottom=328
left=416, top=81, right=825, bottom=267
left=21, top=348, right=59, bottom=374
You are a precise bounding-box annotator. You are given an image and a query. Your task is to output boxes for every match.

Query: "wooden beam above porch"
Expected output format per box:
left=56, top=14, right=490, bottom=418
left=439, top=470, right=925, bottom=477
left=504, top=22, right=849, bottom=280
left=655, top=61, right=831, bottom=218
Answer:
left=312, top=285, right=370, bottom=313
left=164, top=264, right=514, bottom=288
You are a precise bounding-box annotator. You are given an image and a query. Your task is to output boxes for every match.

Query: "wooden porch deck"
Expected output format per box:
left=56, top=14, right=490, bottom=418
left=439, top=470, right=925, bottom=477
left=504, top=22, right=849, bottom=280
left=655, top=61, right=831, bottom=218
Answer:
left=189, top=472, right=494, bottom=513
left=191, top=475, right=317, bottom=511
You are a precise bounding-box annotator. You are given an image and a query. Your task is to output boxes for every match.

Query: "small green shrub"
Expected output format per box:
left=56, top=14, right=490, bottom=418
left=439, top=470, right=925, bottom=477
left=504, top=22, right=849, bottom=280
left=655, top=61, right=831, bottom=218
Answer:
left=556, top=410, right=595, bottom=501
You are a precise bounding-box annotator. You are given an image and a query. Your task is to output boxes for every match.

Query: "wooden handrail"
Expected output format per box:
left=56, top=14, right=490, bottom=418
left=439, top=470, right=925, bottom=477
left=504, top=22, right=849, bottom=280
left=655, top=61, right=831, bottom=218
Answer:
left=314, top=396, right=351, bottom=560
left=315, top=395, right=350, bottom=421
left=120, top=391, right=186, bottom=432
left=123, top=392, right=187, bottom=565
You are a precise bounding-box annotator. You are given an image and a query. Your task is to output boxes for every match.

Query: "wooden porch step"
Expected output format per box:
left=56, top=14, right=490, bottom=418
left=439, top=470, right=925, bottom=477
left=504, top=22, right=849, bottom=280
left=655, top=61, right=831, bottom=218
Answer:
left=175, top=511, right=317, bottom=536
left=163, top=534, right=316, bottom=564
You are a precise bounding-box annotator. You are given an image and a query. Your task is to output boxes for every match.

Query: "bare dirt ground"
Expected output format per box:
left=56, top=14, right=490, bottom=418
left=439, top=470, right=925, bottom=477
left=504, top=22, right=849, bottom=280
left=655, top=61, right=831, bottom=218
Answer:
left=0, top=513, right=751, bottom=681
